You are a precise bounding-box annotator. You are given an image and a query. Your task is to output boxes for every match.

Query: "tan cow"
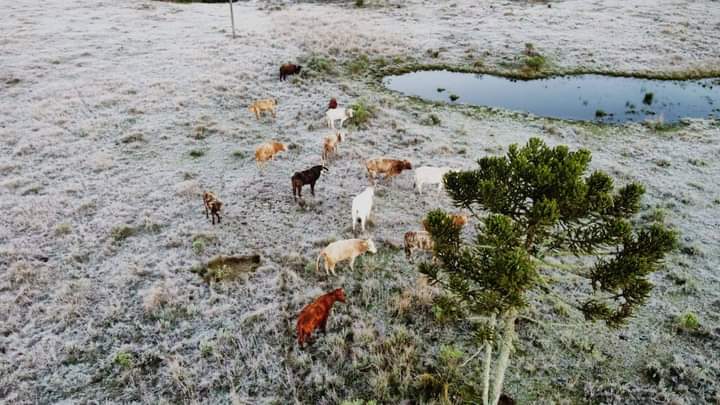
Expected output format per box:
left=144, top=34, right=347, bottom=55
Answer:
left=316, top=238, right=377, bottom=275
left=249, top=99, right=278, bottom=120
left=255, top=141, right=287, bottom=167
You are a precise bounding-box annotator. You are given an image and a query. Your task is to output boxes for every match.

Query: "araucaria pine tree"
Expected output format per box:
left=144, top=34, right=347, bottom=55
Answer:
left=419, top=138, right=677, bottom=405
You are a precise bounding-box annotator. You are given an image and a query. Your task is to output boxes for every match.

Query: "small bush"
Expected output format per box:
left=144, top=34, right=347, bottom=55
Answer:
left=347, top=55, right=370, bottom=75
left=595, top=109, right=608, bottom=118
left=114, top=351, right=134, bottom=369
left=55, top=223, right=72, bottom=236
left=437, top=88, right=446, bottom=92
left=355, top=0, right=364, bottom=7
left=306, top=55, right=335, bottom=76
left=676, top=312, right=700, bottom=331
left=192, top=238, right=206, bottom=255
left=524, top=55, right=546, bottom=70
left=232, top=150, right=246, bottom=159
left=111, top=225, right=136, bottom=242
left=420, top=114, right=441, bottom=126
left=449, top=94, right=459, bottom=102
left=349, top=100, right=373, bottom=128
left=189, top=149, right=206, bottom=158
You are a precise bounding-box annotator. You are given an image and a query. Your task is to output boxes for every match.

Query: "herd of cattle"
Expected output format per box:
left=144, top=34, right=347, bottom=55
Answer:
left=201, top=63, right=469, bottom=347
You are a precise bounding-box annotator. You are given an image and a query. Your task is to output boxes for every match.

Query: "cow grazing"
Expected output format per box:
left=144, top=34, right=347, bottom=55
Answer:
left=326, top=107, right=354, bottom=129
left=322, top=131, right=342, bottom=162
left=296, top=288, right=345, bottom=348
left=249, top=99, right=278, bottom=120
left=328, top=98, right=338, bottom=110
left=316, top=238, right=377, bottom=275
left=203, top=192, right=223, bottom=225
left=255, top=141, right=287, bottom=167
left=421, top=212, right=469, bottom=232
left=351, top=186, right=374, bottom=233
left=280, top=63, right=302, bottom=81
left=404, top=230, right=435, bottom=263
left=365, top=158, right=412, bottom=184
left=414, top=166, right=458, bottom=193
left=292, top=165, right=329, bottom=201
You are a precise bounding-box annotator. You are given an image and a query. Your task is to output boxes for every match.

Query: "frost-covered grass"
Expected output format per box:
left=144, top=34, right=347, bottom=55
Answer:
left=1, top=0, right=719, bottom=403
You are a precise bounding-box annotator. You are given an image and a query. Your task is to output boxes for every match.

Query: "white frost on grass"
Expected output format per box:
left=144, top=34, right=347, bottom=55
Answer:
left=1, top=0, right=719, bottom=403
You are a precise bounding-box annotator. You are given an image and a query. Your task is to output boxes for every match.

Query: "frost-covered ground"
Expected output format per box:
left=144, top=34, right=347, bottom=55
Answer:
left=1, top=0, right=719, bottom=403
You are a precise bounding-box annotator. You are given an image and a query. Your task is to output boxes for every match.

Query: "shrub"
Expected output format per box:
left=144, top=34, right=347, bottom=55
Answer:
left=306, top=55, right=335, bottom=76
left=524, top=55, right=546, bottom=70
left=449, top=94, right=460, bottom=102
left=349, top=100, right=373, bottom=128
left=189, top=149, right=206, bottom=158
left=355, top=0, right=364, bottom=7
left=114, top=351, right=134, bottom=369
left=677, top=312, right=700, bottom=331
left=111, top=225, right=136, bottom=242
left=348, top=54, right=370, bottom=75
left=420, top=114, right=441, bottom=126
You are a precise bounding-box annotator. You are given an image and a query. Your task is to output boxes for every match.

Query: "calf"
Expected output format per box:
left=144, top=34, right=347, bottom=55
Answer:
left=279, top=63, right=302, bottom=81
left=328, top=98, right=338, bottom=110
left=296, top=288, right=345, bottom=348
left=292, top=165, right=329, bottom=201
left=351, top=186, right=374, bottom=233
left=322, top=131, right=342, bottom=162
left=404, top=230, right=434, bottom=263
left=249, top=98, right=277, bottom=120
left=414, top=166, right=458, bottom=193
left=316, top=238, right=377, bottom=275
left=421, top=212, right=469, bottom=232
left=326, top=107, right=354, bottom=129
left=365, top=158, right=412, bottom=184
left=203, top=192, right=223, bottom=225
left=255, top=141, right=287, bottom=167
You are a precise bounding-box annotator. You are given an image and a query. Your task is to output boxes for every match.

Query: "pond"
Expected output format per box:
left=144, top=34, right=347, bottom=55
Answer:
left=382, top=70, right=720, bottom=123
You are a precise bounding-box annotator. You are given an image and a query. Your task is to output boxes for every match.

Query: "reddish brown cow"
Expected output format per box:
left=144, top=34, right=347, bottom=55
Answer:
left=328, top=98, right=338, bottom=109
left=296, top=288, right=346, bottom=347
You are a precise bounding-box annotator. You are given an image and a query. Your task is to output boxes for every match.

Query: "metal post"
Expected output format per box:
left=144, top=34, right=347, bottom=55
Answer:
left=228, top=0, right=236, bottom=39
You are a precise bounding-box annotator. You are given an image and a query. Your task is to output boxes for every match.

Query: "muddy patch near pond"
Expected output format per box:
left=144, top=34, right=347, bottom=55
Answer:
left=384, top=71, right=720, bottom=123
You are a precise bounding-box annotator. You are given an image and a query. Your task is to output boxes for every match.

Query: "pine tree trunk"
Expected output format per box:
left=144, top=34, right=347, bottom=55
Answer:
left=491, top=310, right=517, bottom=405
left=482, top=314, right=496, bottom=405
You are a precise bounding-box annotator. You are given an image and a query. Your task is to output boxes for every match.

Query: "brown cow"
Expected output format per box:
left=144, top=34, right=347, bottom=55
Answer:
left=296, top=288, right=346, bottom=347
left=365, top=158, right=412, bottom=183
left=328, top=98, right=338, bottom=109
left=280, top=63, right=302, bottom=81
left=203, top=192, right=223, bottom=225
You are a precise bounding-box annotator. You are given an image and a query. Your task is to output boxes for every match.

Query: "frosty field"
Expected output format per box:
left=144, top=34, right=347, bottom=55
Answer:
left=1, top=0, right=719, bottom=403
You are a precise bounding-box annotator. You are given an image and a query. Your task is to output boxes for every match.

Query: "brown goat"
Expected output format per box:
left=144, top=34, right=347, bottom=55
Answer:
left=203, top=192, right=223, bottom=224
left=255, top=141, right=287, bottom=167
left=322, top=132, right=342, bottom=162
left=365, top=158, right=412, bottom=183
left=296, top=288, right=345, bottom=348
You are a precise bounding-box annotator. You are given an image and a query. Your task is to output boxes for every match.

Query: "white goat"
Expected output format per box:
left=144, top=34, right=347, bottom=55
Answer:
left=352, top=186, right=374, bottom=233
left=414, top=166, right=458, bottom=193
left=326, top=107, right=354, bottom=129
left=316, top=238, right=377, bottom=275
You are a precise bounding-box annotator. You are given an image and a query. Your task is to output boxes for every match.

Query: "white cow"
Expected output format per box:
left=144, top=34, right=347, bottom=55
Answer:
left=414, top=166, right=458, bottom=193
left=326, top=107, right=354, bottom=129
left=352, top=186, right=374, bottom=233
